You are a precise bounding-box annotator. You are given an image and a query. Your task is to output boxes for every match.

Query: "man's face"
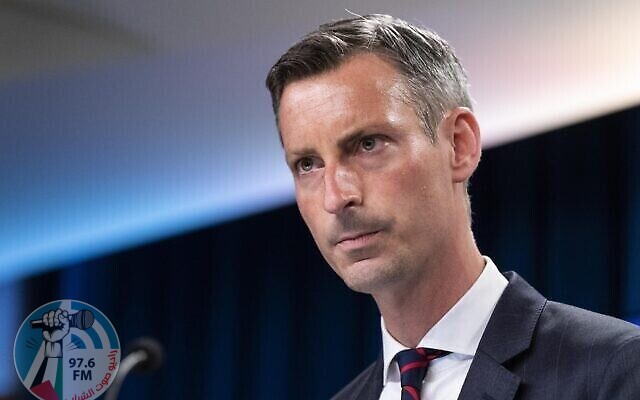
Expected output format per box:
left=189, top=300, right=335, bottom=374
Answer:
left=278, top=53, right=457, bottom=294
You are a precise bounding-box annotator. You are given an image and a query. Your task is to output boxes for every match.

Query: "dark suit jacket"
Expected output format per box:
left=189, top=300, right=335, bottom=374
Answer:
left=331, top=272, right=640, bottom=400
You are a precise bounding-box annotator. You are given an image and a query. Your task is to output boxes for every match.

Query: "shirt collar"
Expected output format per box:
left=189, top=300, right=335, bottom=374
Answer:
left=381, top=256, right=508, bottom=384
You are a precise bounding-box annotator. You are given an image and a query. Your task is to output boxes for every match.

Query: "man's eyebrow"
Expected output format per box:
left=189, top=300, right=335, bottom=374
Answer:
left=287, top=146, right=316, bottom=158
left=337, top=130, right=368, bottom=150
left=287, top=130, right=369, bottom=157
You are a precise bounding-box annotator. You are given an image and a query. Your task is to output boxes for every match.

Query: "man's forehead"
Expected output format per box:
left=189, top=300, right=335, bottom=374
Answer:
left=279, top=54, right=406, bottom=111
left=279, top=93, right=388, bottom=156
left=279, top=77, right=354, bottom=117
left=278, top=55, right=411, bottom=150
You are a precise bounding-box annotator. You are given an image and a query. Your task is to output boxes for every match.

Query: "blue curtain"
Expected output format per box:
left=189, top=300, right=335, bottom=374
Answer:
left=471, top=107, right=640, bottom=318
left=4, top=105, right=639, bottom=399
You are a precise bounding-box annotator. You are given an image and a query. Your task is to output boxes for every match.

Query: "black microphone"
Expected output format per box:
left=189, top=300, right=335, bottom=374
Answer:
left=105, top=337, right=164, bottom=400
left=125, top=337, right=164, bottom=373
left=30, top=309, right=95, bottom=330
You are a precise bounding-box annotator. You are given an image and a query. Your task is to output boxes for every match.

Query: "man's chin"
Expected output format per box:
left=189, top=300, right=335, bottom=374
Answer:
left=338, top=258, right=398, bottom=294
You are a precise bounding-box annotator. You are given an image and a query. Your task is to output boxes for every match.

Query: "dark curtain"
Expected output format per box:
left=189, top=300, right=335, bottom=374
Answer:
left=471, top=106, right=640, bottom=318
left=5, top=105, right=640, bottom=399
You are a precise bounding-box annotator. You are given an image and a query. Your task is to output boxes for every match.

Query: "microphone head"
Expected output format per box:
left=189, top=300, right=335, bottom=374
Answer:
left=70, top=309, right=95, bottom=330
left=126, top=337, right=164, bottom=373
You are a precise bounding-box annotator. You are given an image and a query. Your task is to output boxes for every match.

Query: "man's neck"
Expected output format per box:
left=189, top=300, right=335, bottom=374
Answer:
left=372, top=233, right=485, bottom=348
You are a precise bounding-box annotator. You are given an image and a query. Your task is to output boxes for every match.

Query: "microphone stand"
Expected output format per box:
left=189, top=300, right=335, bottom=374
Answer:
left=105, top=337, right=164, bottom=400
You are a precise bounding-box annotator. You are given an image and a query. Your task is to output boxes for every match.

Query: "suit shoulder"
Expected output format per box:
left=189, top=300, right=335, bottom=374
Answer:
left=331, top=359, right=381, bottom=400
left=541, top=300, right=640, bottom=347
left=510, top=300, right=640, bottom=398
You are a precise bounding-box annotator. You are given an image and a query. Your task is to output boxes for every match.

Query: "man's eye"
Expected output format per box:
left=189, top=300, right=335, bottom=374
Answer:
left=297, top=158, right=315, bottom=173
left=360, top=137, right=377, bottom=151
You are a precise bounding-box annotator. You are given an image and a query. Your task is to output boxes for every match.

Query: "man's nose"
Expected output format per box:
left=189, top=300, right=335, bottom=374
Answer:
left=323, top=164, right=362, bottom=214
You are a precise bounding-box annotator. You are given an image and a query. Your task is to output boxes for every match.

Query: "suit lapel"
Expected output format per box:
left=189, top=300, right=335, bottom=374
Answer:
left=457, top=272, right=547, bottom=400
left=354, top=355, right=383, bottom=400
left=457, top=351, right=520, bottom=400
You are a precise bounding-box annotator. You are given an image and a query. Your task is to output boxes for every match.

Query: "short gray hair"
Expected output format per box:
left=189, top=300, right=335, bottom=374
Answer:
left=265, top=13, right=473, bottom=143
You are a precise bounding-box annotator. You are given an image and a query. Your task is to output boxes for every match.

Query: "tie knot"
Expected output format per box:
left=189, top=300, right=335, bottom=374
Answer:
left=395, top=348, right=450, bottom=400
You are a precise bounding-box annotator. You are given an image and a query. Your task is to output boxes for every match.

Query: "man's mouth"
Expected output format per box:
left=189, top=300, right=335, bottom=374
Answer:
left=336, top=230, right=381, bottom=249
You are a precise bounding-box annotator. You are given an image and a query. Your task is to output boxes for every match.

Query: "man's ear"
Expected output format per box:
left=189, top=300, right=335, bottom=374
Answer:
left=438, top=107, right=481, bottom=183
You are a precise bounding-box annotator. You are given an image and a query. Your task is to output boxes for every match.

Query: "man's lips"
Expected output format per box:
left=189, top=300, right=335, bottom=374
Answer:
left=335, top=230, right=381, bottom=249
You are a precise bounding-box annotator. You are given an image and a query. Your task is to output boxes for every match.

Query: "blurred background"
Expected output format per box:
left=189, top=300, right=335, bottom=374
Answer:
left=1, top=0, right=639, bottom=398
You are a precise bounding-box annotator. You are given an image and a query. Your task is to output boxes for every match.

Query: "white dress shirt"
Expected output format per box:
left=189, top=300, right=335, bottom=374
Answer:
left=379, top=256, right=508, bottom=400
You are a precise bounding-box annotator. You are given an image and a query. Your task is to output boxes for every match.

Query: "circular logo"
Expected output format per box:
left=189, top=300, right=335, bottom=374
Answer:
left=14, top=300, right=120, bottom=400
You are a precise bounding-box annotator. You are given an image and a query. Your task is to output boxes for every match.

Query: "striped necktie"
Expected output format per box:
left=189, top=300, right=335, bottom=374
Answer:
left=395, top=347, right=450, bottom=400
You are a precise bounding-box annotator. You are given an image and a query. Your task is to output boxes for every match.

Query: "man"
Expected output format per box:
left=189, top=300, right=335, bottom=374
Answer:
left=265, top=14, right=640, bottom=400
